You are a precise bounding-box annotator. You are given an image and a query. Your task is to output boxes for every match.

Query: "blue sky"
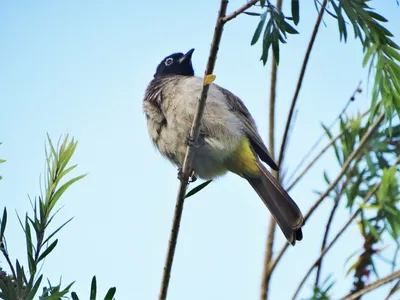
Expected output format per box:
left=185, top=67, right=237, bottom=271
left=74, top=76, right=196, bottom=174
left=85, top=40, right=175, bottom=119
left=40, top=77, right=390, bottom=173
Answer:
left=0, top=1, right=399, bottom=299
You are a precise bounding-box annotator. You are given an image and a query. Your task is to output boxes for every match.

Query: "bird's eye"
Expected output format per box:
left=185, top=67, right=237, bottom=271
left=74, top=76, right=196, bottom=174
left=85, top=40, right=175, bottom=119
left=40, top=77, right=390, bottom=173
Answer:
left=165, top=58, right=174, bottom=66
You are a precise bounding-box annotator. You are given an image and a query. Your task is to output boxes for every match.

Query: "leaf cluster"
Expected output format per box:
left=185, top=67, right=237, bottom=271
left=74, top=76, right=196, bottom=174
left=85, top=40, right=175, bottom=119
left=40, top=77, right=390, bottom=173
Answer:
left=248, top=0, right=299, bottom=64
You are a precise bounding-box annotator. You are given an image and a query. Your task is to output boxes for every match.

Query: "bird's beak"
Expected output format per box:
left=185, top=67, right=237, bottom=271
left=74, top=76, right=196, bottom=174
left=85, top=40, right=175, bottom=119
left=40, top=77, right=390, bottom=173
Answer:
left=178, top=48, right=195, bottom=64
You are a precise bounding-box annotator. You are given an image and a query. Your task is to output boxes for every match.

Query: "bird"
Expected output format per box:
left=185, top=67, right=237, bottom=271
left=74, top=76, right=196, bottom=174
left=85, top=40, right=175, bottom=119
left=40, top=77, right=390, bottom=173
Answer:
left=143, top=48, right=304, bottom=245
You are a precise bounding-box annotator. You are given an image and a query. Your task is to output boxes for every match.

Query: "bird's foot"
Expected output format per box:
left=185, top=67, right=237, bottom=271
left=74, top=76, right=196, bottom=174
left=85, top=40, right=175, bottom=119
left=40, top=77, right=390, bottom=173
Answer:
left=186, top=135, right=203, bottom=148
left=177, top=168, right=197, bottom=183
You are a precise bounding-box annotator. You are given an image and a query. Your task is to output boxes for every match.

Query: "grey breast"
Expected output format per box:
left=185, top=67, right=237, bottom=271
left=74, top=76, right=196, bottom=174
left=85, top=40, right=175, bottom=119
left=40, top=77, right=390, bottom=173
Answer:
left=143, top=76, right=188, bottom=166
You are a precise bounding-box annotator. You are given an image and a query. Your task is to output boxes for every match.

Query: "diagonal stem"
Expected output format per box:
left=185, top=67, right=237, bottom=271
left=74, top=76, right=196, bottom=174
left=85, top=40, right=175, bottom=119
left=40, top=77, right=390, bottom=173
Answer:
left=158, top=0, right=261, bottom=298
left=222, top=0, right=260, bottom=23
left=340, top=270, right=400, bottom=300
left=278, top=0, right=328, bottom=167
left=158, top=2, right=229, bottom=299
left=260, top=0, right=282, bottom=298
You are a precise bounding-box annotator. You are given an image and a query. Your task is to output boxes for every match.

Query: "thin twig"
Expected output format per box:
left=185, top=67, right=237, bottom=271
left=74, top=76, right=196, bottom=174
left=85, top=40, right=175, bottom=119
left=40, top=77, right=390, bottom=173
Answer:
left=315, top=153, right=363, bottom=287
left=314, top=184, right=344, bottom=287
left=340, top=270, right=400, bottom=300
left=260, top=0, right=281, bottom=296
left=285, top=82, right=363, bottom=189
left=278, top=0, right=328, bottom=167
left=222, top=0, right=260, bottom=23
left=267, top=113, right=385, bottom=278
left=159, top=1, right=241, bottom=299
left=286, top=109, right=369, bottom=192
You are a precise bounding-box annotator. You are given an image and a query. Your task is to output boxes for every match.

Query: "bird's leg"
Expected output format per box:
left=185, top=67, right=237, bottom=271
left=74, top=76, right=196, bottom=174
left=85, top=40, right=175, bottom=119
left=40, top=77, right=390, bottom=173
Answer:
left=177, top=168, right=197, bottom=183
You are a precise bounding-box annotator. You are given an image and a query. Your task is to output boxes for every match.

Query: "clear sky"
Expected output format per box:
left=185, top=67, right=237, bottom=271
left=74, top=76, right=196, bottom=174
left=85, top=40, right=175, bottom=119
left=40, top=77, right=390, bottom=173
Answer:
left=1, top=1, right=399, bottom=299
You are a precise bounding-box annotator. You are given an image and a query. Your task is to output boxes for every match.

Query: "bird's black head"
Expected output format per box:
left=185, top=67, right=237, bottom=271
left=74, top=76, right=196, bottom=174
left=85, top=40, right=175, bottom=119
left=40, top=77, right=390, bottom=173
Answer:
left=154, top=49, right=195, bottom=78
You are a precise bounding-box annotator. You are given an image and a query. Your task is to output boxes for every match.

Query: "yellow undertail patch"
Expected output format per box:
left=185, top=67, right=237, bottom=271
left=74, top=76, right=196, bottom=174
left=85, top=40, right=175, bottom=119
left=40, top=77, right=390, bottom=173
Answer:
left=226, top=137, right=261, bottom=177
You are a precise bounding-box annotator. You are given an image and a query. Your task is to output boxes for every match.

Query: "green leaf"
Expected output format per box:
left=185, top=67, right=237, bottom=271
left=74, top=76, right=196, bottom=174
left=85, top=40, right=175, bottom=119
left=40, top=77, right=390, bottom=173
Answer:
left=0, top=207, right=7, bottom=243
left=49, top=174, right=86, bottom=212
left=41, top=217, right=73, bottom=246
left=251, top=12, right=267, bottom=45
left=0, top=159, right=5, bottom=163
left=368, top=11, right=388, bottom=22
left=243, top=12, right=261, bottom=17
left=272, top=37, right=280, bottom=65
left=185, top=180, right=212, bottom=199
left=90, top=276, right=97, bottom=300
left=103, top=287, right=116, bottom=300
left=37, top=239, right=58, bottom=263
left=71, top=292, right=80, bottom=300
left=362, top=45, right=377, bottom=67
left=291, top=0, right=299, bottom=25
left=323, top=171, right=331, bottom=185
left=321, top=123, right=342, bottom=165
left=25, top=216, right=34, bottom=274
left=283, top=21, right=299, bottom=34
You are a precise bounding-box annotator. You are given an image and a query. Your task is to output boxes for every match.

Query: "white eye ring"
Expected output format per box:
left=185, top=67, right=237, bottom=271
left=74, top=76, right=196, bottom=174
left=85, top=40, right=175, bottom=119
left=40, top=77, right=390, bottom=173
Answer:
left=165, top=58, right=173, bottom=66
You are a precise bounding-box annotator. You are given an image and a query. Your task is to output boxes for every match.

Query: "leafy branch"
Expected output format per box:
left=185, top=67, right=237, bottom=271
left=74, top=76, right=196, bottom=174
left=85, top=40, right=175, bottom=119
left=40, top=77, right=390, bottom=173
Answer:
left=250, top=0, right=299, bottom=64
left=327, top=0, right=400, bottom=122
left=0, top=136, right=116, bottom=300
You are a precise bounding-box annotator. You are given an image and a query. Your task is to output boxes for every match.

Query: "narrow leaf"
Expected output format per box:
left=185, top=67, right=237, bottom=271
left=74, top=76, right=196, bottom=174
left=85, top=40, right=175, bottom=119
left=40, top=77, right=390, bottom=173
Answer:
left=185, top=180, right=212, bottom=199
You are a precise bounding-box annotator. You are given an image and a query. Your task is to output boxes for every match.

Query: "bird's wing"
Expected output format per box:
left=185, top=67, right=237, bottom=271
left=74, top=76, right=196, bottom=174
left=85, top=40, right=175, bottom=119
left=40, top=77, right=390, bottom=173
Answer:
left=215, top=84, right=279, bottom=171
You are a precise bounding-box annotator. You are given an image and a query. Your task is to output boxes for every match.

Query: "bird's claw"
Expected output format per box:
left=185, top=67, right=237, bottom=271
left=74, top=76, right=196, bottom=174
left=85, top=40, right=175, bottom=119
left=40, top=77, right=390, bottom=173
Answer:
left=177, top=168, right=197, bottom=183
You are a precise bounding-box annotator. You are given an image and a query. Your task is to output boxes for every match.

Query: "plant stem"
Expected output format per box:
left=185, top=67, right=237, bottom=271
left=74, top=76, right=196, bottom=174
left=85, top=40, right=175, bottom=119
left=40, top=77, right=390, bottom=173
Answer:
left=314, top=178, right=348, bottom=287
left=158, top=0, right=262, bottom=298
left=260, top=0, right=281, bottom=298
left=278, top=0, right=328, bottom=167
left=222, top=0, right=260, bottom=23
left=340, top=270, right=400, bottom=300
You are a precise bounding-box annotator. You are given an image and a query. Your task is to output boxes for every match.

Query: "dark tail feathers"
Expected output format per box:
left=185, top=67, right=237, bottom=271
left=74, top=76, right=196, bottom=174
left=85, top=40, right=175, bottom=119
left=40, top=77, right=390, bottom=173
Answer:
left=245, top=162, right=304, bottom=245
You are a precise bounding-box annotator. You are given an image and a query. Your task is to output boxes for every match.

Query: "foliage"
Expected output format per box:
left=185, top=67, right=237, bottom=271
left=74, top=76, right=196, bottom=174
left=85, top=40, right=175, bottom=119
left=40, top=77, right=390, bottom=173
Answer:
left=248, top=1, right=400, bottom=124
left=305, top=275, right=335, bottom=300
left=248, top=0, right=299, bottom=64
left=0, top=136, right=116, bottom=300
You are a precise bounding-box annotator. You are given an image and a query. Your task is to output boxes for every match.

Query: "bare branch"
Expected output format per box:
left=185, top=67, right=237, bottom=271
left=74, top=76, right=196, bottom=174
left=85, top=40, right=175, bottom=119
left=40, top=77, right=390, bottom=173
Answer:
left=158, top=1, right=229, bottom=299
left=222, top=0, right=260, bottom=23
left=340, top=270, right=400, bottom=300
left=314, top=183, right=345, bottom=287
left=278, top=0, right=328, bottom=167
left=314, top=153, right=362, bottom=287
